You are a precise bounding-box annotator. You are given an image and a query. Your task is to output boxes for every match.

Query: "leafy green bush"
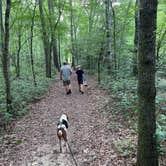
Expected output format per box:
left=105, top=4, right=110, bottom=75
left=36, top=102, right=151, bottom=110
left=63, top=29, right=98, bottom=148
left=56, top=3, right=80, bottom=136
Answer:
left=100, top=75, right=138, bottom=114
left=113, top=138, right=136, bottom=157
left=156, top=114, right=166, bottom=156
left=11, top=76, right=54, bottom=116
left=0, top=76, right=54, bottom=120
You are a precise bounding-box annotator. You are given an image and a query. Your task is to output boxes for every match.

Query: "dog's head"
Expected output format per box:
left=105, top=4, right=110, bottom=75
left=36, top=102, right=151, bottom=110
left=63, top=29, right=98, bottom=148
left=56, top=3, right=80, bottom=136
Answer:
left=60, top=113, right=69, bottom=122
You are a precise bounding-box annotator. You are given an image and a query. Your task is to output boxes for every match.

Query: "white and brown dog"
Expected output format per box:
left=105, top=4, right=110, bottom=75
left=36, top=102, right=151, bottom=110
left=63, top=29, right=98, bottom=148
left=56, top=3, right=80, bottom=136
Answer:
left=57, top=114, right=69, bottom=153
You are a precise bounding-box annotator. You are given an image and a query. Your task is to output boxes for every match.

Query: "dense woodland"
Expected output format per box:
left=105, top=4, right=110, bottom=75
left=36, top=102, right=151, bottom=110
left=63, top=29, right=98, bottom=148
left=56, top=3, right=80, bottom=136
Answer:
left=0, top=0, right=166, bottom=165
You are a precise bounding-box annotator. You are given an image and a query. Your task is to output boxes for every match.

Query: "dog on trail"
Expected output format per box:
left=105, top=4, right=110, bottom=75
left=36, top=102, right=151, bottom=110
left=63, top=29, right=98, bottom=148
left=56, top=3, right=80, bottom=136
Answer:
left=57, top=114, right=69, bottom=153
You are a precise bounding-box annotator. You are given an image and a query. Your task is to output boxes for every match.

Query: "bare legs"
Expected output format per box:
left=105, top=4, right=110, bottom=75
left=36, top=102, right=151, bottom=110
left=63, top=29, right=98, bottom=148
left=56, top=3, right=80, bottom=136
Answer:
left=79, top=84, right=84, bottom=94
left=65, top=84, right=71, bottom=95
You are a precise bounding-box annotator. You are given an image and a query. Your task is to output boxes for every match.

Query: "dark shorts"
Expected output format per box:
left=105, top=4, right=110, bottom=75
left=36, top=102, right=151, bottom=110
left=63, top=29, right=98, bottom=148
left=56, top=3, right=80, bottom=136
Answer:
left=78, top=79, right=83, bottom=85
left=63, top=80, right=71, bottom=86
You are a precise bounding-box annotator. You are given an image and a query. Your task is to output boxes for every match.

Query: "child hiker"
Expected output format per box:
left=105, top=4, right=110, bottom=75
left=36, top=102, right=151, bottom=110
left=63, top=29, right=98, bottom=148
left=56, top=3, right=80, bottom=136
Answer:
left=75, top=65, right=84, bottom=94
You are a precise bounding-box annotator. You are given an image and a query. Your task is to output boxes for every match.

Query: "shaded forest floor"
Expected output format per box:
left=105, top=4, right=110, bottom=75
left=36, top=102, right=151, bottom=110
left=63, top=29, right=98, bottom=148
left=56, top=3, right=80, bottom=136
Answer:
left=0, top=75, right=165, bottom=166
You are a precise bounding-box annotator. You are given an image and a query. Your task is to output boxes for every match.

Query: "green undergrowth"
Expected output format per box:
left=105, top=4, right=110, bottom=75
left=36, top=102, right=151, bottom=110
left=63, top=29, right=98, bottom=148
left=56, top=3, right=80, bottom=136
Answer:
left=99, top=72, right=166, bottom=156
left=0, top=75, right=55, bottom=131
left=100, top=74, right=138, bottom=119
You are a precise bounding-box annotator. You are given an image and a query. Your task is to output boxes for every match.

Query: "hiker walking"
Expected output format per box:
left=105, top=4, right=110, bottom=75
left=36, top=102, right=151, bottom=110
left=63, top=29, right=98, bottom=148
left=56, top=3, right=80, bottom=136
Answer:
left=75, top=65, right=84, bottom=94
left=60, top=62, right=72, bottom=95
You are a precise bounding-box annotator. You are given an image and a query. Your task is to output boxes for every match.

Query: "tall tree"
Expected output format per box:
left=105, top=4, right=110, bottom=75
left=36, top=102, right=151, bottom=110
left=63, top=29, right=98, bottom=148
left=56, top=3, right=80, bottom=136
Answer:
left=0, top=0, right=12, bottom=111
left=110, top=1, right=117, bottom=70
left=133, top=0, right=139, bottom=76
left=136, top=0, right=158, bottom=165
left=105, top=0, right=112, bottom=72
left=39, top=0, right=51, bottom=78
left=48, top=0, right=60, bottom=71
left=0, top=0, right=4, bottom=58
left=30, top=1, right=37, bottom=86
left=70, top=0, right=75, bottom=67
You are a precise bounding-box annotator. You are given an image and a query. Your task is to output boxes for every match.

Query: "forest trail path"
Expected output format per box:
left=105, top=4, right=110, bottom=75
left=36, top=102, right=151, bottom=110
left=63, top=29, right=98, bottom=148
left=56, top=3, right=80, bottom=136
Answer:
left=0, top=75, right=135, bottom=166
left=1, top=76, right=166, bottom=166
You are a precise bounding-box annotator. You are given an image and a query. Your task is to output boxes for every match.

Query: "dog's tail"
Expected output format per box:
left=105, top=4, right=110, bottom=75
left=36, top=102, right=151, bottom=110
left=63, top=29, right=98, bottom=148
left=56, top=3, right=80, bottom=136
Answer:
left=57, top=130, right=63, bottom=139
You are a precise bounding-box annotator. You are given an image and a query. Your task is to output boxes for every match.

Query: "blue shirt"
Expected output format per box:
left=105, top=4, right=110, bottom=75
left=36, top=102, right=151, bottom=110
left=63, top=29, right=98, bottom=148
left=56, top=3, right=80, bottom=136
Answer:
left=60, top=65, right=72, bottom=81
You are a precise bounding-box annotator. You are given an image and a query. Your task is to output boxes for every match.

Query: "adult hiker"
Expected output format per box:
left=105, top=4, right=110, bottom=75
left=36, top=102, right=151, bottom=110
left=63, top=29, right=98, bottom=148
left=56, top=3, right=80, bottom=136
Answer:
left=60, top=62, right=72, bottom=95
left=75, top=65, right=84, bottom=94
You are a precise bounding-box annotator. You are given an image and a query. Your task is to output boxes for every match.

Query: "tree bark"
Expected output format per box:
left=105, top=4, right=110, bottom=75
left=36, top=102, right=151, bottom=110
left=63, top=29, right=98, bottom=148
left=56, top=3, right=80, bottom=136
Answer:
left=105, top=0, right=112, bottom=73
left=70, top=0, right=75, bottom=67
left=48, top=0, right=60, bottom=72
left=0, top=0, right=12, bottom=111
left=0, top=0, right=4, bottom=58
left=58, top=32, right=61, bottom=67
left=110, top=1, right=117, bottom=71
left=39, top=0, right=51, bottom=78
left=136, top=0, right=158, bottom=165
left=16, top=26, right=22, bottom=78
left=133, top=0, right=139, bottom=76
left=30, top=2, right=37, bottom=86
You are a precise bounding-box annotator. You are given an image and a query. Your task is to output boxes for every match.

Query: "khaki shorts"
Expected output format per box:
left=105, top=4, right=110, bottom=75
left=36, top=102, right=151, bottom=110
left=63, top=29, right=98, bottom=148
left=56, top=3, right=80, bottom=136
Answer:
left=63, top=80, right=71, bottom=86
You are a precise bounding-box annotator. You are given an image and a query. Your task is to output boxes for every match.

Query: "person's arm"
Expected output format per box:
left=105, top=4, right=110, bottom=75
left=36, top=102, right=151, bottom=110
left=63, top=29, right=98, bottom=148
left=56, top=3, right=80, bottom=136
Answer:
left=70, top=68, right=72, bottom=75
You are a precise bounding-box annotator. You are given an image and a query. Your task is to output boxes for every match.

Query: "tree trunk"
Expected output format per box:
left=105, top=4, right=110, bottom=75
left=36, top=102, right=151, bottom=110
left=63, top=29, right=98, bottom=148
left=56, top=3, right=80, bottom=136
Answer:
left=110, top=1, right=117, bottom=71
left=39, top=0, right=51, bottom=78
left=133, top=0, right=139, bottom=76
left=136, top=0, right=158, bottom=166
left=0, top=0, right=4, bottom=60
left=70, top=0, right=75, bottom=68
left=16, top=26, right=22, bottom=78
left=48, top=0, right=60, bottom=72
left=105, top=0, right=112, bottom=73
left=98, top=46, right=103, bottom=84
left=58, top=33, right=61, bottom=67
left=0, top=0, right=12, bottom=111
left=30, top=2, right=37, bottom=86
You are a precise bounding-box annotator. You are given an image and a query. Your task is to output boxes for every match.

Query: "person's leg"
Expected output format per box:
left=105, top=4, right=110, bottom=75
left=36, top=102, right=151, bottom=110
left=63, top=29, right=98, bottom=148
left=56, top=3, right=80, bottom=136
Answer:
left=68, top=80, right=71, bottom=94
left=78, top=84, right=81, bottom=92
left=65, top=80, right=71, bottom=94
left=63, top=81, right=69, bottom=94
left=65, top=85, right=69, bottom=94
left=80, top=84, right=84, bottom=94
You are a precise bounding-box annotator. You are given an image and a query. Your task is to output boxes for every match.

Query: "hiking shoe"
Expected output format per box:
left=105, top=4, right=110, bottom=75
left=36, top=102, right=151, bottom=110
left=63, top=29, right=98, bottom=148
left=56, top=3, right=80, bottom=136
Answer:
left=66, top=89, right=71, bottom=95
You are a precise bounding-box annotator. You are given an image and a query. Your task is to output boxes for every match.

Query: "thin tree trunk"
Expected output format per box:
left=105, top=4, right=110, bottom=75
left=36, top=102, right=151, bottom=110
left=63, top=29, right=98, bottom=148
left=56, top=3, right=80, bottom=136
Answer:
left=16, top=27, right=22, bottom=78
left=136, top=0, right=158, bottom=165
left=0, top=0, right=4, bottom=59
left=0, top=0, right=12, bottom=111
left=30, top=2, right=37, bottom=86
left=39, top=0, right=51, bottom=78
left=48, top=0, right=60, bottom=72
left=119, top=0, right=132, bottom=48
left=105, top=0, right=112, bottom=73
left=110, top=1, right=117, bottom=71
left=70, top=0, right=75, bottom=67
left=58, top=32, right=61, bottom=67
left=133, top=0, right=139, bottom=76
left=98, top=46, right=103, bottom=84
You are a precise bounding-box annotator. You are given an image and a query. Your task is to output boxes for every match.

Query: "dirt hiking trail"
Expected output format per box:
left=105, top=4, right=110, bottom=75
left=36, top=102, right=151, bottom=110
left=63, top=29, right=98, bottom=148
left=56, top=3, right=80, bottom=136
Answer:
left=0, top=75, right=137, bottom=166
